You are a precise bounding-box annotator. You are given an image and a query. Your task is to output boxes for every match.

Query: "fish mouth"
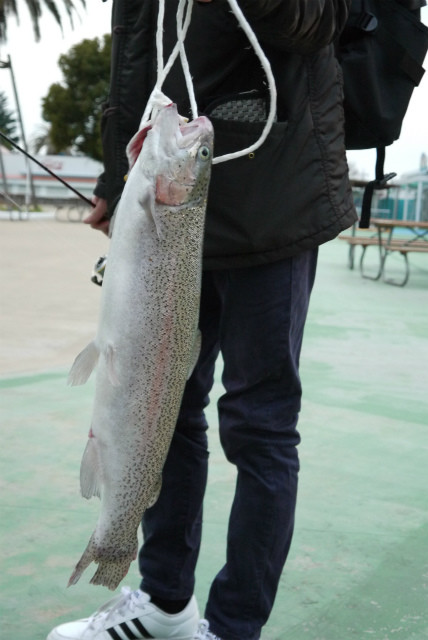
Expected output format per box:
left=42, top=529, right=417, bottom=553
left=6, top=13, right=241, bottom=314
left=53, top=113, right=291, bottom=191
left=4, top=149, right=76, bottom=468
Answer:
left=178, top=116, right=213, bottom=148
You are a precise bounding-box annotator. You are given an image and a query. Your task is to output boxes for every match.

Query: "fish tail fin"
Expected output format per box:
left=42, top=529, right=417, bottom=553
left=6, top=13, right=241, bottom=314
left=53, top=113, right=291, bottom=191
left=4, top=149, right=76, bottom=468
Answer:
left=80, top=438, right=102, bottom=499
left=68, top=341, right=100, bottom=386
left=89, top=555, right=134, bottom=591
left=69, top=537, right=138, bottom=590
left=68, top=535, right=96, bottom=587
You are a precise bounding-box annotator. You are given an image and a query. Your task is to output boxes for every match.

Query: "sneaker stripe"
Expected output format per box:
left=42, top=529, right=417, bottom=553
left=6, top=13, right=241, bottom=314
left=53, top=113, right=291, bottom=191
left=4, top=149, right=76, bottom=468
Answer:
left=107, top=628, right=123, bottom=640
left=119, top=622, right=140, bottom=639
left=106, top=618, right=154, bottom=640
left=131, top=618, right=155, bottom=638
left=106, top=621, right=148, bottom=640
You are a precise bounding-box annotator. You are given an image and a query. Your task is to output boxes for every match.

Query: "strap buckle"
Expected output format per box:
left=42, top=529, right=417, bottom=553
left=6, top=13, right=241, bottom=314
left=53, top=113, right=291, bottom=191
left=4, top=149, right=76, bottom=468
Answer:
left=356, top=12, right=378, bottom=33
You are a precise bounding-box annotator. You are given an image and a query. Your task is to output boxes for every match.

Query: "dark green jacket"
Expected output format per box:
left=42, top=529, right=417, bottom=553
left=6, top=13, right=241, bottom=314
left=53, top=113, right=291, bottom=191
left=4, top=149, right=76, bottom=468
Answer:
left=96, top=0, right=357, bottom=269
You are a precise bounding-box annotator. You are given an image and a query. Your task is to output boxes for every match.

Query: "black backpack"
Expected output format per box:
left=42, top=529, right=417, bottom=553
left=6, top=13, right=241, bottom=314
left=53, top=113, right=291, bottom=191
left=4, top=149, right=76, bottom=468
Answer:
left=337, top=0, right=428, bottom=227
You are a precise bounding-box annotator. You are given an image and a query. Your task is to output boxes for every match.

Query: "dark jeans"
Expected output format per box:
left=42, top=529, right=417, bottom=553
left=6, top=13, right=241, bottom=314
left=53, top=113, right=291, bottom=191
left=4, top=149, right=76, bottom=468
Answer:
left=139, top=249, right=318, bottom=640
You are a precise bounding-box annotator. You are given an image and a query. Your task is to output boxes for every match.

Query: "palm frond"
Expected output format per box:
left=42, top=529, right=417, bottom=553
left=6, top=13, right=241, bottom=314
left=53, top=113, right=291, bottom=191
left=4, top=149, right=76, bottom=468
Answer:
left=0, top=0, right=86, bottom=42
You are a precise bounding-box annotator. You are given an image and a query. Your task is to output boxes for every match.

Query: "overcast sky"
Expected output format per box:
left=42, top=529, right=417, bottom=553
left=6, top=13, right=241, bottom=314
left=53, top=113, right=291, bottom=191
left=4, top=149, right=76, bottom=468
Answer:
left=1, top=1, right=427, bottom=179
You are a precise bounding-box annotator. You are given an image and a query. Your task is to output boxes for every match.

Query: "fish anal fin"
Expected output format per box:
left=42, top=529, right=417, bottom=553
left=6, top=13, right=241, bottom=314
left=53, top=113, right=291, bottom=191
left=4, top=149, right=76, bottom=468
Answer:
left=80, top=437, right=102, bottom=500
left=68, top=341, right=99, bottom=386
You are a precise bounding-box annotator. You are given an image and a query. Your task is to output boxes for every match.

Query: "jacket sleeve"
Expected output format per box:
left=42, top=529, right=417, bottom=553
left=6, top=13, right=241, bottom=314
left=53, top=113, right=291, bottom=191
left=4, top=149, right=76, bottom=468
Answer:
left=229, top=0, right=351, bottom=53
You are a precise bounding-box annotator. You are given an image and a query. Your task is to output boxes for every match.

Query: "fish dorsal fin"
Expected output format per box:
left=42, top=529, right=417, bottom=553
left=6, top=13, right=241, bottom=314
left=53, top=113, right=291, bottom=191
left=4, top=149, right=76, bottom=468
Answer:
left=68, top=341, right=100, bottom=386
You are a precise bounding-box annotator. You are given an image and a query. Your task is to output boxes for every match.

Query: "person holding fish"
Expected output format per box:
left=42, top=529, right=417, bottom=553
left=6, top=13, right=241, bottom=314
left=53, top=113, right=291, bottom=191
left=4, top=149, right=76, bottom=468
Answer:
left=48, top=1, right=356, bottom=640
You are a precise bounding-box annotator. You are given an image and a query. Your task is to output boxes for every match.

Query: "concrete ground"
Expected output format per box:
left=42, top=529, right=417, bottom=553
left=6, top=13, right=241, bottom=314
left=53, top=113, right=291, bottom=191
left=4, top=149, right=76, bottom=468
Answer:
left=1, top=215, right=427, bottom=640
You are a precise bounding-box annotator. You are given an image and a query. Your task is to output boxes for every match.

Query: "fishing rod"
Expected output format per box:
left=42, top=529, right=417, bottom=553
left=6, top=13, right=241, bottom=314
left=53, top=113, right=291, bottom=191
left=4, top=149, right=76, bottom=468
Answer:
left=0, top=130, right=95, bottom=207
left=1, top=130, right=108, bottom=287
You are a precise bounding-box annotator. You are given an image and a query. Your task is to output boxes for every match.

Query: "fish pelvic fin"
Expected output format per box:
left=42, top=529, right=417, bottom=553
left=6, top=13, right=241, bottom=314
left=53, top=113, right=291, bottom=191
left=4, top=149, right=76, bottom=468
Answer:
left=80, top=437, right=102, bottom=499
left=68, top=341, right=99, bottom=386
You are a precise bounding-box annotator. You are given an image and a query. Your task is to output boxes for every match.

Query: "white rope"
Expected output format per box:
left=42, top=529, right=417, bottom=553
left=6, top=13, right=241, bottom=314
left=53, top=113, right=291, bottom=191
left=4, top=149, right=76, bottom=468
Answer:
left=212, top=0, right=277, bottom=164
left=176, top=0, right=199, bottom=121
left=140, top=0, right=277, bottom=163
left=155, top=0, right=165, bottom=77
left=140, top=0, right=195, bottom=125
left=158, top=0, right=194, bottom=89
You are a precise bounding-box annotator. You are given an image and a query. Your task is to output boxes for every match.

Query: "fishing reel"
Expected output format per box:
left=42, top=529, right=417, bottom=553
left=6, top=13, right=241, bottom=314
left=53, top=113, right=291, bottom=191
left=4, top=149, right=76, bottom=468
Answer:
left=91, top=255, right=108, bottom=286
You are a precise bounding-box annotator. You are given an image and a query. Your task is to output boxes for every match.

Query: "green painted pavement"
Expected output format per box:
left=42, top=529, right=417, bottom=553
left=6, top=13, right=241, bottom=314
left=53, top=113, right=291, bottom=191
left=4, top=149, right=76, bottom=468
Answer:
left=1, top=239, right=427, bottom=640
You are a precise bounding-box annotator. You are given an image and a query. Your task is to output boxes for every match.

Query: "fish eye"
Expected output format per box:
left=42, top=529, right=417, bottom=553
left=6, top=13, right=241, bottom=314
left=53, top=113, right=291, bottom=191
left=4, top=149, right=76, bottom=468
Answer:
left=198, top=146, right=211, bottom=161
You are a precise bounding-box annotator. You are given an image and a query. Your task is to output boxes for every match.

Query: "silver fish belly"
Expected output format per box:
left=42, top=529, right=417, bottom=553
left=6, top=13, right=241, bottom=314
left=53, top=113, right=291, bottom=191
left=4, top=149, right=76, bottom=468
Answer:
left=67, top=104, right=213, bottom=590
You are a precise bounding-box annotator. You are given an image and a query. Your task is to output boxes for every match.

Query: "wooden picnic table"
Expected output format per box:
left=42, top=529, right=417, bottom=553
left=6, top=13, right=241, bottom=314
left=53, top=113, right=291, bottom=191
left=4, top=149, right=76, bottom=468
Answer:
left=339, top=218, right=428, bottom=286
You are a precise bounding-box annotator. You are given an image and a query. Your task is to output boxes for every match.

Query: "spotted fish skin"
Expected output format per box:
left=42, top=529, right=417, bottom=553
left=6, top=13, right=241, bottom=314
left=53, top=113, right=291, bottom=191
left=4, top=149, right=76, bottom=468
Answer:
left=67, top=104, right=214, bottom=590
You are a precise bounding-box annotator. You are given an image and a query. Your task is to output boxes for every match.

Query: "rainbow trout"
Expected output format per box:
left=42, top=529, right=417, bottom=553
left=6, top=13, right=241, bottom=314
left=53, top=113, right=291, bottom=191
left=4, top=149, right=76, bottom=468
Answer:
left=67, top=104, right=213, bottom=590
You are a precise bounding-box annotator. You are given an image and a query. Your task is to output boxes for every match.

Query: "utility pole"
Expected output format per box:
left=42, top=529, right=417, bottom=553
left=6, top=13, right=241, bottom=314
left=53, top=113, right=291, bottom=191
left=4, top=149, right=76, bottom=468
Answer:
left=0, top=55, right=37, bottom=207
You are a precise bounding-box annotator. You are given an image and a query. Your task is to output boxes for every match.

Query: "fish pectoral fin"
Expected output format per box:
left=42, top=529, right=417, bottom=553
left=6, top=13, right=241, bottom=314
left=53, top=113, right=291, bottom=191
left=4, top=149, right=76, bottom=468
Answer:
left=147, top=475, right=163, bottom=508
left=140, top=185, right=164, bottom=241
left=187, top=330, right=201, bottom=380
left=149, top=198, right=165, bottom=242
left=68, top=341, right=100, bottom=386
left=80, top=438, right=102, bottom=499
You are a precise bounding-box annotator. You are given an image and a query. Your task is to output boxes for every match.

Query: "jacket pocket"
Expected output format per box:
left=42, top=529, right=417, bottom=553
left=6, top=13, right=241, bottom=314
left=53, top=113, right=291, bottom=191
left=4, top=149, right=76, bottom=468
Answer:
left=205, top=117, right=293, bottom=257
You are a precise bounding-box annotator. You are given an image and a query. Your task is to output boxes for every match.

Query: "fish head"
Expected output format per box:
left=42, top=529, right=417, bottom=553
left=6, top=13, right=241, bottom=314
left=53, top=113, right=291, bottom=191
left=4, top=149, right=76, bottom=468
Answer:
left=126, top=104, right=214, bottom=237
left=155, top=108, right=214, bottom=209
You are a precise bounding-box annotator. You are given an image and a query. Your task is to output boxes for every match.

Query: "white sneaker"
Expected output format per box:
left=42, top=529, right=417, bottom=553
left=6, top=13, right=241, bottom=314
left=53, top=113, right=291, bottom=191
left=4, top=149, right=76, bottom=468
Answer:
left=193, top=620, right=222, bottom=640
left=47, top=587, right=200, bottom=640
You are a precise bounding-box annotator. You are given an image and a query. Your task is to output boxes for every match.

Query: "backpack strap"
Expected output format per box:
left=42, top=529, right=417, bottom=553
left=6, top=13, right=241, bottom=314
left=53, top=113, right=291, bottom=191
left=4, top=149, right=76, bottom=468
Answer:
left=396, top=0, right=427, bottom=10
left=359, top=147, right=397, bottom=228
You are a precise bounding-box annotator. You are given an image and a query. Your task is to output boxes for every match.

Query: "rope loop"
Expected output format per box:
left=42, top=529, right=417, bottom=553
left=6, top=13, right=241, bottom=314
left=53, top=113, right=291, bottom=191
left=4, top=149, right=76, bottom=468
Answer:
left=141, top=0, right=277, bottom=163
